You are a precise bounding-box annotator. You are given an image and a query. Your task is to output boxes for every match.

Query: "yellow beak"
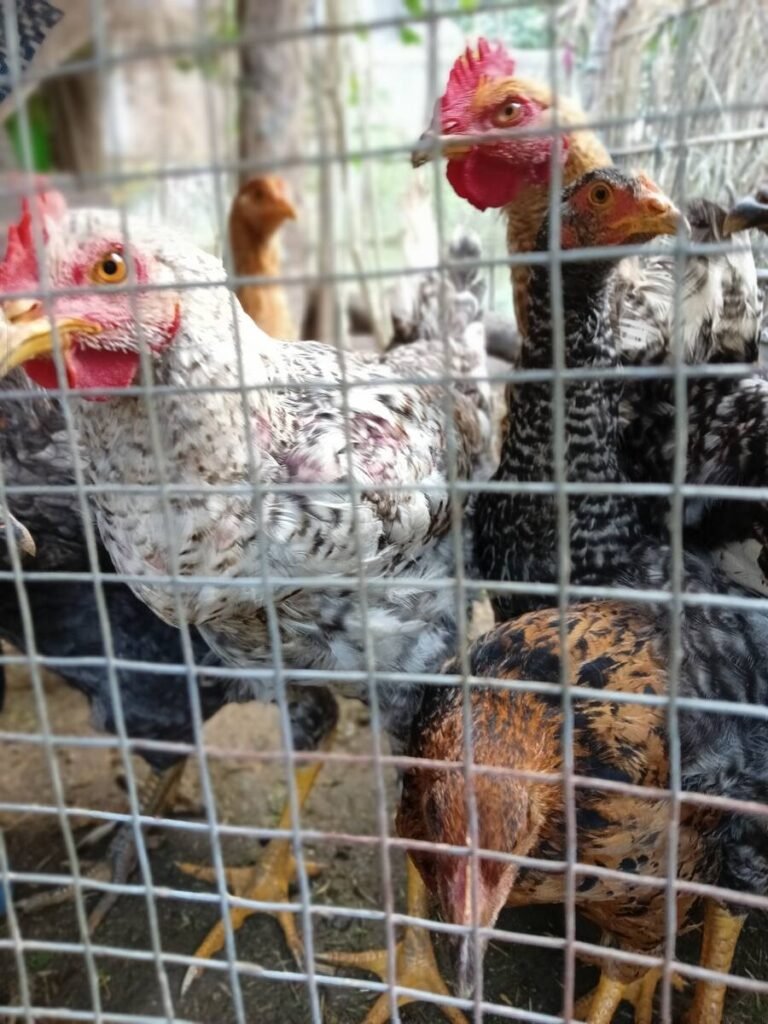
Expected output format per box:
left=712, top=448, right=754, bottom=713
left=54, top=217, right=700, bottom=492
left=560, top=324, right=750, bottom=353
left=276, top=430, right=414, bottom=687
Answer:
left=0, top=305, right=101, bottom=379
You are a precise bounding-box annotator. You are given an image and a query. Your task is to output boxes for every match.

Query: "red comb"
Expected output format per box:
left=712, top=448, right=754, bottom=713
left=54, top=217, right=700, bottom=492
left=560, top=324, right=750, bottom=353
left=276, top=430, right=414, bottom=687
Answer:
left=0, top=186, right=67, bottom=292
left=443, top=38, right=517, bottom=113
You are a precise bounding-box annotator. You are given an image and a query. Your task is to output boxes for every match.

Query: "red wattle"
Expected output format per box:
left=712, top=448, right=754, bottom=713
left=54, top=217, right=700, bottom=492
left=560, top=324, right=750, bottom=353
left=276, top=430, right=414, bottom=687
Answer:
left=446, top=152, right=524, bottom=211
left=24, top=345, right=140, bottom=400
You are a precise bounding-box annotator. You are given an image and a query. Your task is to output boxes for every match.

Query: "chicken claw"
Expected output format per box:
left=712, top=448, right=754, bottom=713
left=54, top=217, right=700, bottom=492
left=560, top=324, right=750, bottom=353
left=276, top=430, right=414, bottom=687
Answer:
left=15, top=759, right=185, bottom=932
left=178, top=751, right=328, bottom=996
left=573, top=967, right=686, bottom=1024
left=685, top=900, right=746, bottom=1024
left=316, top=859, right=468, bottom=1024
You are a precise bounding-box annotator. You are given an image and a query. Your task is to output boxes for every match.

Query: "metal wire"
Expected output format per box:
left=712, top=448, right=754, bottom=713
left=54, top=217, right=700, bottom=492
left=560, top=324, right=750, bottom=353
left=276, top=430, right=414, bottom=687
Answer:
left=1, top=2, right=767, bottom=1023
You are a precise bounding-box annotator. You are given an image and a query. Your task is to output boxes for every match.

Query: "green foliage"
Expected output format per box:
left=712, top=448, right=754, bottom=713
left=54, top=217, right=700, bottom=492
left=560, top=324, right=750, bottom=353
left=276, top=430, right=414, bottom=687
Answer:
left=459, top=5, right=549, bottom=49
left=348, top=70, right=360, bottom=106
left=399, top=25, right=422, bottom=45
left=177, top=0, right=238, bottom=79
left=5, top=95, right=53, bottom=171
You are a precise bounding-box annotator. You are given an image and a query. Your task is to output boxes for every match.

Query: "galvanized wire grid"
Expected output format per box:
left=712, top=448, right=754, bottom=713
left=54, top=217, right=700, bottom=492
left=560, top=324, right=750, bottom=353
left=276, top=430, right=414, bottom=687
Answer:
left=0, top=1, right=766, bottom=1023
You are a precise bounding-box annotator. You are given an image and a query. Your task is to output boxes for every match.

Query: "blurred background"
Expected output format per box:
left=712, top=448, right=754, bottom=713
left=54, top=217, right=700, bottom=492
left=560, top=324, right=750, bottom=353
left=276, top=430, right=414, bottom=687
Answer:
left=1, top=0, right=765, bottom=334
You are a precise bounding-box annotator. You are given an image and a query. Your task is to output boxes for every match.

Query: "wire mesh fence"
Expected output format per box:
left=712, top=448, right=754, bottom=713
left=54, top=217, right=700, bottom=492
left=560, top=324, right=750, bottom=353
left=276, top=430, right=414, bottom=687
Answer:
left=1, top=1, right=768, bottom=1023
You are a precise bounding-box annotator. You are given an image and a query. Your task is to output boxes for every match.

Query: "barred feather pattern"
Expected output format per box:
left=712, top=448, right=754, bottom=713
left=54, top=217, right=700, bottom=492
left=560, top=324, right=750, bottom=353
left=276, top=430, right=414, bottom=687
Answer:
left=481, top=188, right=768, bottom=612
left=55, top=210, right=493, bottom=750
left=473, top=254, right=645, bottom=620
left=613, top=198, right=762, bottom=368
left=619, top=366, right=768, bottom=596
left=620, top=545, right=768, bottom=907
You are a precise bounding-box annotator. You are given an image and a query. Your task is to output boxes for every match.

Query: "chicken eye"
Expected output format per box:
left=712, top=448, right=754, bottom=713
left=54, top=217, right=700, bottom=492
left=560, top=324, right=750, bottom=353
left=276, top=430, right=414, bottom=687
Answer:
left=590, top=184, right=612, bottom=205
left=496, top=100, right=522, bottom=124
left=91, top=252, right=127, bottom=285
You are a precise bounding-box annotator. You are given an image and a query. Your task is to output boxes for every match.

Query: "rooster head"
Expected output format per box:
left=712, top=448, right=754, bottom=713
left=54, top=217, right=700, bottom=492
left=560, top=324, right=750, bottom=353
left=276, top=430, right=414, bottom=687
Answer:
left=0, top=191, right=183, bottom=398
left=412, top=38, right=569, bottom=211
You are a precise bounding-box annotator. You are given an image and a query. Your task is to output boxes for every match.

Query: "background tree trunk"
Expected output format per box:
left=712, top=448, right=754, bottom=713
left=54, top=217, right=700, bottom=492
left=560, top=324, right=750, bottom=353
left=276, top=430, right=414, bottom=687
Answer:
left=39, top=59, right=104, bottom=176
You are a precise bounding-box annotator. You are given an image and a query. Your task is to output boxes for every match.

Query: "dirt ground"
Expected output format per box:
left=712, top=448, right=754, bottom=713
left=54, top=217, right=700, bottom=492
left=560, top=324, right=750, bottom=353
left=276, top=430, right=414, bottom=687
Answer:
left=1, top=659, right=767, bottom=1024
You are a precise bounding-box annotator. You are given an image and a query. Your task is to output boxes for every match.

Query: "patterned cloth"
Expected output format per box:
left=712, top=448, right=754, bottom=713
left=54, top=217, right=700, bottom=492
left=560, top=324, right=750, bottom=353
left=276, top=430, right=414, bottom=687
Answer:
left=0, top=0, right=64, bottom=104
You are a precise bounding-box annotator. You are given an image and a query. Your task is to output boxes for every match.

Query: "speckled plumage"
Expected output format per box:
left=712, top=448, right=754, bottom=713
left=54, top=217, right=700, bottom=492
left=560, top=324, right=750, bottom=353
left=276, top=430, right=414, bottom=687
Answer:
left=611, top=197, right=761, bottom=368
left=0, top=369, right=232, bottom=772
left=16, top=208, right=493, bottom=752
left=398, top=603, right=722, bottom=992
left=428, top=52, right=768, bottom=594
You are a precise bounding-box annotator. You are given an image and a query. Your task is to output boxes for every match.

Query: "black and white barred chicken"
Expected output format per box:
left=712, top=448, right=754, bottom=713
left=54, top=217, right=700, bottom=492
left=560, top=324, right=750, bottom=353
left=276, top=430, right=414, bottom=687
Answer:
left=0, top=190, right=493, bottom=985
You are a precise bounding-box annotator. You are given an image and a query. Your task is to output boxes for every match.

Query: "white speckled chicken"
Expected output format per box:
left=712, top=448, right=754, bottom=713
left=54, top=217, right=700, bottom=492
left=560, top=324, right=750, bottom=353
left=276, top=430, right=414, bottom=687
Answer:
left=0, top=190, right=493, bottom=982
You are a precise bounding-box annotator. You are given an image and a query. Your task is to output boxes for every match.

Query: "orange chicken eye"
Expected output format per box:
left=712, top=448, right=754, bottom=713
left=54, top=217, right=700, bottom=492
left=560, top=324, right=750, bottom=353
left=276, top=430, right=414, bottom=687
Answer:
left=589, top=184, right=612, bottom=205
left=91, top=251, right=127, bottom=285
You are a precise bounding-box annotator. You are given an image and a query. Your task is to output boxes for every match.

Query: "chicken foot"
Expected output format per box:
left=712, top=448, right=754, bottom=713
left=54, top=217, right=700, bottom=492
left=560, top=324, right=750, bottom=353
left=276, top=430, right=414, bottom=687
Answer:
left=16, top=759, right=186, bottom=932
left=573, top=967, right=686, bottom=1024
left=685, top=900, right=746, bottom=1024
left=177, top=745, right=329, bottom=996
left=316, top=858, right=468, bottom=1024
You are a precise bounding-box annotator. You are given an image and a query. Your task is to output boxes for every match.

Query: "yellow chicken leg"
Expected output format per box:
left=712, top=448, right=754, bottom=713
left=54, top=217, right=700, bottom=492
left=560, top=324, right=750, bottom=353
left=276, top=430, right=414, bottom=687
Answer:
left=178, top=750, right=327, bottom=995
left=686, top=901, right=746, bottom=1024
left=317, top=859, right=468, bottom=1024
left=573, top=967, right=686, bottom=1024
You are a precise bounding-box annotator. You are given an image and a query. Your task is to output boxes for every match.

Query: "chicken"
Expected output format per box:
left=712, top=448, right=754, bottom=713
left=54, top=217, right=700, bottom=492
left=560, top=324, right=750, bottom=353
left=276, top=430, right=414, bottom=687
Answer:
left=397, top=602, right=723, bottom=1024
left=393, top=170, right=768, bottom=1024
left=0, top=190, right=493, bottom=988
left=412, top=38, right=762, bottom=365
left=416, top=42, right=768, bottom=615
left=0, top=366, right=233, bottom=932
left=228, top=174, right=298, bottom=337
left=387, top=225, right=520, bottom=365
left=474, top=167, right=768, bottom=1023
left=0, top=509, right=36, bottom=561
left=473, top=168, right=683, bottom=621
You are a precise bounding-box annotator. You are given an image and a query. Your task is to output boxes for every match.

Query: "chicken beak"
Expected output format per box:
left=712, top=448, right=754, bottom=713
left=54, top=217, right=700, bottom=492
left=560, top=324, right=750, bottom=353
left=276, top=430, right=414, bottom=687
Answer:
left=723, top=195, right=768, bottom=236
left=440, top=857, right=497, bottom=999
left=1, top=512, right=36, bottom=559
left=617, top=190, right=688, bottom=240
left=411, top=99, right=471, bottom=167
left=411, top=132, right=471, bottom=167
left=276, top=197, right=298, bottom=221
left=456, top=928, right=489, bottom=1000
left=0, top=304, right=101, bottom=379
